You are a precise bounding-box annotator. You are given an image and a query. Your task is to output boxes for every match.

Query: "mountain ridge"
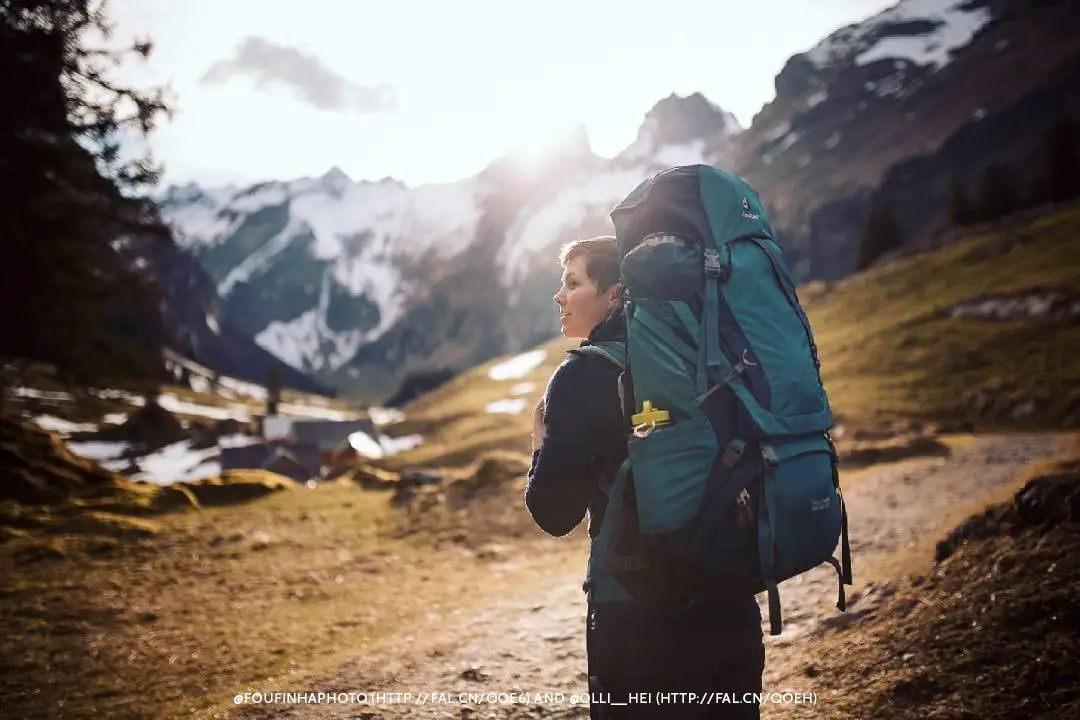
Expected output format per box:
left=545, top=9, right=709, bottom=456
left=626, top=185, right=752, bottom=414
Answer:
left=158, top=0, right=1080, bottom=402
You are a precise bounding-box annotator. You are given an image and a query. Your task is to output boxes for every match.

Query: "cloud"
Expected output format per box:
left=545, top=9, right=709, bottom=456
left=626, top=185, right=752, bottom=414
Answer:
left=200, top=36, right=396, bottom=114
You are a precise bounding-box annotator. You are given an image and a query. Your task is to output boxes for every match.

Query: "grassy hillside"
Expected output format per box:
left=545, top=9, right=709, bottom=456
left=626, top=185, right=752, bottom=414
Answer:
left=376, top=203, right=1080, bottom=472
left=809, top=204, right=1078, bottom=431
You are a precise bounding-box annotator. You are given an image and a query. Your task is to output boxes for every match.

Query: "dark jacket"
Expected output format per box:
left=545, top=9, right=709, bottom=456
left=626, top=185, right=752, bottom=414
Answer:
left=525, top=310, right=627, bottom=540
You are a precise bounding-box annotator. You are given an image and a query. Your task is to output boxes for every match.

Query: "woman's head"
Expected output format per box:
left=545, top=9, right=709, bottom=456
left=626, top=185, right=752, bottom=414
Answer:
left=554, top=235, right=621, bottom=339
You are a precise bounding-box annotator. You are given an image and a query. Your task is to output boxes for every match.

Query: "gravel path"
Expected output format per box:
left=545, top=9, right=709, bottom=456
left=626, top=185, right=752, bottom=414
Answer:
left=232, top=433, right=1062, bottom=720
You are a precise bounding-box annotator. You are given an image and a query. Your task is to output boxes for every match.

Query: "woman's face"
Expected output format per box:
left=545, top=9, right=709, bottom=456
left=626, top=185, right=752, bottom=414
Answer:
left=553, top=256, right=618, bottom=339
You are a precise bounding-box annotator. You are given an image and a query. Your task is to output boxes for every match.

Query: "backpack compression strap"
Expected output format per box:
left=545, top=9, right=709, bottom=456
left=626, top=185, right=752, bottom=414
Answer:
left=570, top=342, right=648, bottom=582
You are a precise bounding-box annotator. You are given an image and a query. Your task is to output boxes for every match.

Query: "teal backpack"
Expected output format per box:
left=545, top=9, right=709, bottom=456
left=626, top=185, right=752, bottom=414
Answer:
left=581, top=164, right=852, bottom=636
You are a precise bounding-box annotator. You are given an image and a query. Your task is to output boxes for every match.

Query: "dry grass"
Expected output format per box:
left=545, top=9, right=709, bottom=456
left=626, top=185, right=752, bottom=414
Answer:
left=0, top=415, right=554, bottom=720
left=0, top=475, right=567, bottom=720
left=779, top=435, right=1080, bottom=719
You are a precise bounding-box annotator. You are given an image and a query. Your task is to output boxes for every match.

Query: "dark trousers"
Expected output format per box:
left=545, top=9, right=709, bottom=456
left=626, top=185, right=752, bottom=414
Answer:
left=586, top=596, right=765, bottom=720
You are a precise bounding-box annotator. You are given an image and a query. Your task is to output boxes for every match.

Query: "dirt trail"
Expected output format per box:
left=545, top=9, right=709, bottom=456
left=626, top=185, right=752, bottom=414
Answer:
left=232, top=433, right=1061, bottom=720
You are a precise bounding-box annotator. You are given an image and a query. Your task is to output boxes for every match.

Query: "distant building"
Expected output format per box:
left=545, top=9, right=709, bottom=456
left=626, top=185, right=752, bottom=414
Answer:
left=222, top=416, right=384, bottom=481
left=219, top=443, right=323, bottom=483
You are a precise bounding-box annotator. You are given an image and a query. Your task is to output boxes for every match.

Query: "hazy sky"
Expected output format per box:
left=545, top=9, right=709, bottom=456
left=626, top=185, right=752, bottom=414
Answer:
left=107, top=0, right=897, bottom=187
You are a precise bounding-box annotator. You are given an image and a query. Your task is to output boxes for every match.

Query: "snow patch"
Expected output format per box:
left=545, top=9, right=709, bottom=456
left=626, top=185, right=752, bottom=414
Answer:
left=218, top=434, right=263, bottom=449
left=379, top=433, right=424, bottom=455
left=806, top=0, right=992, bottom=72
left=946, top=291, right=1080, bottom=322
left=865, top=69, right=908, bottom=98
left=217, top=214, right=304, bottom=296
left=347, top=430, right=384, bottom=458
left=761, top=121, right=791, bottom=145
left=230, top=183, right=290, bottom=213
left=762, top=132, right=802, bottom=165
left=255, top=305, right=364, bottom=374
left=161, top=186, right=242, bottom=248
left=92, top=388, right=143, bottom=404
left=156, top=393, right=251, bottom=422
left=31, top=415, right=97, bottom=435
left=217, top=375, right=269, bottom=401
left=131, top=440, right=221, bottom=485
left=806, top=90, right=828, bottom=108
left=347, top=430, right=424, bottom=459
left=275, top=402, right=359, bottom=421
left=510, top=382, right=536, bottom=396
left=485, top=398, right=528, bottom=414
left=66, top=440, right=130, bottom=461
left=487, top=350, right=547, bottom=381
left=11, top=387, right=73, bottom=402
left=368, top=407, right=406, bottom=426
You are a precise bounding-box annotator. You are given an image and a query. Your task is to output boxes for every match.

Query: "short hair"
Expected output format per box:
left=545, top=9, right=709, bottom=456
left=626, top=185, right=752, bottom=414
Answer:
left=558, top=235, right=619, bottom=292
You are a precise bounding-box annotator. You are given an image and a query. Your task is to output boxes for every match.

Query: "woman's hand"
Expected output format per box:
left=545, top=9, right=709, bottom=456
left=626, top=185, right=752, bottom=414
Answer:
left=531, top=396, right=547, bottom=451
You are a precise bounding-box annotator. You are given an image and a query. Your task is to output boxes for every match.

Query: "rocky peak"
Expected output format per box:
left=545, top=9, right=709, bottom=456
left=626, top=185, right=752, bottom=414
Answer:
left=624, top=92, right=741, bottom=158
left=321, top=165, right=351, bottom=185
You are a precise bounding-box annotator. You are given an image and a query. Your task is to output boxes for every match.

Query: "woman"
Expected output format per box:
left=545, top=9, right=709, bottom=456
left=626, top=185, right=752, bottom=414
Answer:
left=525, top=235, right=766, bottom=720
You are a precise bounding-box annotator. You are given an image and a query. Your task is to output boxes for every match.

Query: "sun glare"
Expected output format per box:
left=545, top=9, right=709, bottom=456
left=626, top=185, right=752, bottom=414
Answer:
left=497, top=121, right=592, bottom=164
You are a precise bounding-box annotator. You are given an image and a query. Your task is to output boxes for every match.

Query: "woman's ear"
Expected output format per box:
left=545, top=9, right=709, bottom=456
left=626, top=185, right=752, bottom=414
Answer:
left=608, top=283, right=621, bottom=308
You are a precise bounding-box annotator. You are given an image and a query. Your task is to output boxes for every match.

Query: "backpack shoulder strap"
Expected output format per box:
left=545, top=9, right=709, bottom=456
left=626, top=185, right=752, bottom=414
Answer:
left=569, top=340, right=626, bottom=370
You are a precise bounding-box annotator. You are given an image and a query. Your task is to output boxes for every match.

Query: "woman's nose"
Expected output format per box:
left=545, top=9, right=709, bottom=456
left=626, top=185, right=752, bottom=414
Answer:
left=553, top=291, right=565, bottom=306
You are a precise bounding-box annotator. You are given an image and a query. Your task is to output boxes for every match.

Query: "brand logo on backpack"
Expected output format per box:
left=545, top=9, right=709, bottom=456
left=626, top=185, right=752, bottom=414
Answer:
left=741, top=198, right=760, bottom=221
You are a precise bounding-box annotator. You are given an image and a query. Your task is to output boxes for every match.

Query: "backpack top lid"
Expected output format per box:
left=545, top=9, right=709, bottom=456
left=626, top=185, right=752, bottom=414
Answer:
left=609, top=164, right=775, bottom=258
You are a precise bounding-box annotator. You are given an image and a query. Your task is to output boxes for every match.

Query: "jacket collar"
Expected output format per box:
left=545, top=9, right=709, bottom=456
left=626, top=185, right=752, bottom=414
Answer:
left=583, top=309, right=626, bottom=346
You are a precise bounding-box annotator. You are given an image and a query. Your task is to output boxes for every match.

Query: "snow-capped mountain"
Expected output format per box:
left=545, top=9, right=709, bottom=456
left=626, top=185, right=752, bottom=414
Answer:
left=160, top=92, right=740, bottom=400
left=165, top=169, right=485, bottom=373
left=160, top=0, right=1080, bottom=401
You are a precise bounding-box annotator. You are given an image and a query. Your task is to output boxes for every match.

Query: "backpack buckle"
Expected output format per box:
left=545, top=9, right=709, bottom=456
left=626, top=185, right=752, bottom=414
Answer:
left=703, top=249, right=726, bottom=278
left=762, top=445, right=780, bottom=467
left=721, top=439, right=746, bottom=468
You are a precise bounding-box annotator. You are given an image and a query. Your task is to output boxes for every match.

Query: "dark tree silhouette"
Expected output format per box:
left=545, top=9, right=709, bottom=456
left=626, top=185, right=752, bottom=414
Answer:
left=974, top=163, right=1022, bottom=222
left=1045, top=115, right=1080, bottom=204
left=856, top=200, right=906, bottom=271
left=266, top=366, right=282, bottom=416
left=0, top=0, right=174, bottom=405
left=947, top=174, right=974, bottom=226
